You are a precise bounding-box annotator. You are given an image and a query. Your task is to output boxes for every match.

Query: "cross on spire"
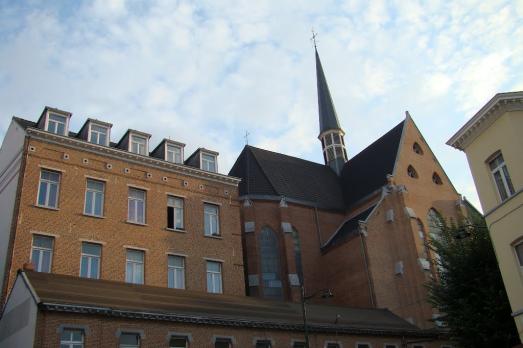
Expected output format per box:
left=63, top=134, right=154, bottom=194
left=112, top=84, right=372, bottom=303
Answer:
left=244, top=130, right=250, bottom=145
left=311, top=29, right=318, bottom=49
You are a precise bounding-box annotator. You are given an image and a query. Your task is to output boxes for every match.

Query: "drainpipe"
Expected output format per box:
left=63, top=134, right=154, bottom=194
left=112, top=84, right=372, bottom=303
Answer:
left=358, top=221, right=375, bottom=306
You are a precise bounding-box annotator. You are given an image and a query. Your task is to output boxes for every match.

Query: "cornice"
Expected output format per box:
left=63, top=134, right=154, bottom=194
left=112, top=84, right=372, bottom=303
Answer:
left=40, top=302, right=440, bottom=338
left=447, top=91, right=523, bottom=150
left=26, top=128, right=241, bottom=187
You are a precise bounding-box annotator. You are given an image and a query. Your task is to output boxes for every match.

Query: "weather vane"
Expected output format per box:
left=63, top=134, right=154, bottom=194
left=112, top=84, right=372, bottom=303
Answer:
left=311, top=29, right=318, bottom=49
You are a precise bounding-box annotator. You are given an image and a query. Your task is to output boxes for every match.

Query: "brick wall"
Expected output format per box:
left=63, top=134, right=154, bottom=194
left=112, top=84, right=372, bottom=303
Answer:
left=6, top=138, right=245, bottom=297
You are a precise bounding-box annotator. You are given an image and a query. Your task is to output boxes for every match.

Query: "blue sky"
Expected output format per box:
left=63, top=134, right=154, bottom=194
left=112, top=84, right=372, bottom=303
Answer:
left=1, top=0, right=522, bottom=210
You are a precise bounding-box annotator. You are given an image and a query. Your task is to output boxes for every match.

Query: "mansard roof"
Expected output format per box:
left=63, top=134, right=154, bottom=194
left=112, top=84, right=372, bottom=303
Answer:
left=21, top=271, right=434, bottom=336
left=341, top=120, right=404, bottom=207
left=229, top=146, right=345, bottom=210
left=230, top=121, right=405, bottom=210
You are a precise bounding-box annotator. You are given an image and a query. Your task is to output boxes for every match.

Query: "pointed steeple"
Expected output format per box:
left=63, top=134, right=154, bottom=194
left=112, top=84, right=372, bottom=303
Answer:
left=315, top=47, right=347, bottom=175
left=316, top=48, right=342, bottom=135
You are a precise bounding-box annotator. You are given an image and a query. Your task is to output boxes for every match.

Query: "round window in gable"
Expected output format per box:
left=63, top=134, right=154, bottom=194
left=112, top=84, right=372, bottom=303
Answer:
left=407, top=165, right=419, bottom=179
left=413, top=142, right=424, bottom=155
left=432, top=172, right=443, bottom=185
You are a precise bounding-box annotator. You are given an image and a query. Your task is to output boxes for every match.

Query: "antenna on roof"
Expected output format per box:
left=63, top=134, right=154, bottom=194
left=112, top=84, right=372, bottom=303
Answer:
left=310, top=28, right=318, bottom=49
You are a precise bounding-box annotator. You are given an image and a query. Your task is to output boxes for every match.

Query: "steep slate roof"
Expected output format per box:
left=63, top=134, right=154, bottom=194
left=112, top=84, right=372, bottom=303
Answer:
left=322, top=205, right=376, bottom=251
left=23, top=271, right=434, bottom=336
left=341, top=120, right=405, bottom=207
left=229, top=146, right=345, bottom=210
left=316, top=49, right=342, bottom=135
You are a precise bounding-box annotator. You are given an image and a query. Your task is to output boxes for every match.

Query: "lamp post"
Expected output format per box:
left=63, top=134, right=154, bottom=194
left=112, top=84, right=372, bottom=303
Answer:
left=300, top=286, right=333, bottom=348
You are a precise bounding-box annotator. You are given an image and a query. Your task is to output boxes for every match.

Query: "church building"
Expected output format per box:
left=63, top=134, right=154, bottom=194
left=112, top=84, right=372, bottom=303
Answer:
left=229, top=48, right=470, bottom=329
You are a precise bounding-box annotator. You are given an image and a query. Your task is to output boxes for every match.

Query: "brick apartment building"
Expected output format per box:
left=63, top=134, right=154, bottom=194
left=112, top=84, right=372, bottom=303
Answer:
left=0, top=49, right=455, bottom=348
left=229, top=49, right=473, bottom=329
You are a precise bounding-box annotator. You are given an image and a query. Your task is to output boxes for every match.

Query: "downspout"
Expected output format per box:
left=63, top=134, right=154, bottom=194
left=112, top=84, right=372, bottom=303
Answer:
left=358, top=221, right=376, bottom=307
left=314, top=205, right=322, bottom=246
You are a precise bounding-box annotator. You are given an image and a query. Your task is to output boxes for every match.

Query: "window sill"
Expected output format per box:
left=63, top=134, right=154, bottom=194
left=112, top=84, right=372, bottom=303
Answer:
left=83, top=213, right=105, bottom=219
left=204, top=234, right=223, bottom=240
left=126, top=220, right=148, bottom=227
left=33, top=204, right=59, bottom=211
left=166, top=228, right=186, bottom=233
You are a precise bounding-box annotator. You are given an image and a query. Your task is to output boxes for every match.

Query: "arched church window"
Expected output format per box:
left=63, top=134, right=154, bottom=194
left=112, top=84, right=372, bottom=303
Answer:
left=291, top=227, right=303, bottom=285
left=427, top=208, right=444, bottom=269
left=407, top=165, right=419, bottom=178
left=413, top=142, right=424, bottom=155
left=432, top=172, right=443, bottom=185
left=259, top=227, right=283, bottom=300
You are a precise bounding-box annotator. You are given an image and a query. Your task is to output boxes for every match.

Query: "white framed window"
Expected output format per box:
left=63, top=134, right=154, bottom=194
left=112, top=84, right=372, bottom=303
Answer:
left=89, top=124, right=109, bottom=146
left=128, top=188, right=146, bottom=224
left=84, top=179, right=104, bottom=217
left=167, top=196, right=184, bottom=230
left=356, top=344, right=371, bottom=348
left=166, top=144, right=183, bottom=164
left=37, top=169, right=60, bottom=208
left=321, top=132, right=347, bottom=162
left=119, top=333, right=140, bottom=348
left=80, top=242, right=101, bottom=279
left=206, top=261, right=222, bottom=293
left=489, top=152, right=515, bottom=202
left=514, top=241, right=523, bottom=270
left=214, top=337, right=232, bottom=348
left=201, top=153, right=217, bottom=172
left=125, top=249, right=144, bottom=284
left=31, top=235, right=53, bottom=273
left=130, top=134, right=147, bottom=155
left=170, top=336, right=188, bottom=348
left=60, top=329, right=84, bottom=348
left=46, top=112, right=68, bottom=135
left=168, top=255, right=185, bottom=289
left=204, top=204, right=220, bottom=236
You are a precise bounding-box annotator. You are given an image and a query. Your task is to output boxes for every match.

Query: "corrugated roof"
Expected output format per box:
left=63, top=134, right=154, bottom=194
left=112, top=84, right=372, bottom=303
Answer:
left=24, top=271, right=427, bottom=335
left=341, top=120, right=404, bottom=207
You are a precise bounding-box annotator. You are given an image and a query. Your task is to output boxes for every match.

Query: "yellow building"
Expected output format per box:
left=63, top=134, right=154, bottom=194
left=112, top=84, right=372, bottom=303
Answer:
left=448, top=91, right=523, bottom=343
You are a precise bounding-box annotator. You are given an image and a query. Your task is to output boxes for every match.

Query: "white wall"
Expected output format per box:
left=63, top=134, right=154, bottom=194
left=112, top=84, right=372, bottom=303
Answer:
left=0, top=120, right=26, bottom=294
left=0, top=273, right=38, bottom=348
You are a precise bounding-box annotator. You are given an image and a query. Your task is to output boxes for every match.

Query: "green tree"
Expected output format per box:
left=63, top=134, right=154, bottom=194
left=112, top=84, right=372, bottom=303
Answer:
left=426, top=215, right=519, bottom=348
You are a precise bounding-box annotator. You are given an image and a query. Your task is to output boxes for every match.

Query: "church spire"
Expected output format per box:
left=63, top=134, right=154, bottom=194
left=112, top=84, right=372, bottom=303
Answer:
left=315, top=46, right=347, bottom=175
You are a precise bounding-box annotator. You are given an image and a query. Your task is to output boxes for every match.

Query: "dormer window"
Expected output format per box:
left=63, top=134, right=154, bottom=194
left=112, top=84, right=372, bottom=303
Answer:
left=166, top=144, right=182, bottom=164
left=89, top=124, right=109, bottom=146
left=130, top=135, right=147, bottom=155
left=201, top=153, right=217, bottom=172
left=46, top=113, right=68, bottom=135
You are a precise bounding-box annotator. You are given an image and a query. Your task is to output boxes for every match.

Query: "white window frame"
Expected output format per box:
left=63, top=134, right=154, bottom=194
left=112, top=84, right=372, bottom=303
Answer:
left=167, top=196, right=184, bottom=230
left=84, top=179, right=105, bottom=217
left=88, top=123, right=110, bottom=146
left=489, top=152, right=515, bottom=202
left=321, top=131, right=347, bottom=162
left=37, top=169, right=61, bottom=209
left=60, top=328, right=84, bottom=348
left=166, top=143, right=183, bottom=164
left=129, top=134, right=148, bottom=156
left=31, top=235, right=54, bottom=273
left=201, top=152, right=217, bottom=172
left=80, top=242, right=101, bottom=279
left=128, top=188, right=146, bottom=224
left=45, top=111, right=69, bottom=136
left=125, top=249, right=144, bottom=285
left=168, top=255, right=185, bottom=289
left=204, top=203, right=220, bottom=236
left=206, top=261, right=223, bottom=294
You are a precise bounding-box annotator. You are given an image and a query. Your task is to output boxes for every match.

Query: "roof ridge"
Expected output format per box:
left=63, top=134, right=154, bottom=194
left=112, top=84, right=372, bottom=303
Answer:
left=246, top=146, right=281, bottom=196
left=246, top=145, right=327, bottom=169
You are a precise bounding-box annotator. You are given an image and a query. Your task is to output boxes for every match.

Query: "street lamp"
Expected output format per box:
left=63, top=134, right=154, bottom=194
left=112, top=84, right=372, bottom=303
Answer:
left=300, top=286, right=333, bottom=348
